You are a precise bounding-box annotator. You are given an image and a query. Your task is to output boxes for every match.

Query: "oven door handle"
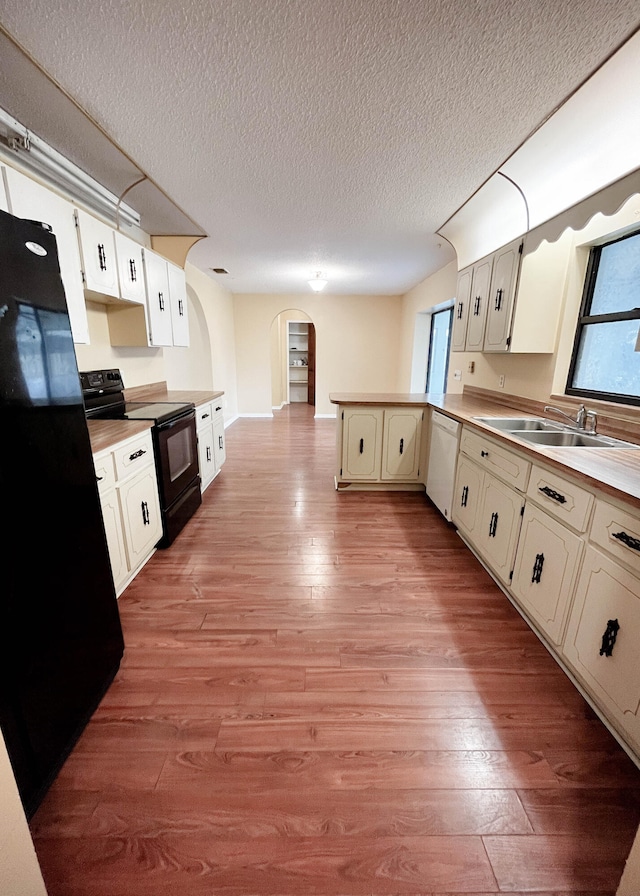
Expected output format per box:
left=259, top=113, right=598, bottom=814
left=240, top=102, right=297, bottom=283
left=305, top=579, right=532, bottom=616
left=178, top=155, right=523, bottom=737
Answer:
left=156, top=411, right=195, bottom=431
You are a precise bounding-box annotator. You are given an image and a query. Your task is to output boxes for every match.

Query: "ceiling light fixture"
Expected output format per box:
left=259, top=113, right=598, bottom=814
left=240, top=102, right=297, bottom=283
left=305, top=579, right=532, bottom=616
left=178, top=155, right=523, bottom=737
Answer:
left=308, top=271, right=327, bottom=292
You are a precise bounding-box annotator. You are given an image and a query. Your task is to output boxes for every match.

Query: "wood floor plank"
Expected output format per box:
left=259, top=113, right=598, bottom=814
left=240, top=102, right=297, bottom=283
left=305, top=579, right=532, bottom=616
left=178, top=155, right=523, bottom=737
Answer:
left=30, top=404, right=640, bottom=896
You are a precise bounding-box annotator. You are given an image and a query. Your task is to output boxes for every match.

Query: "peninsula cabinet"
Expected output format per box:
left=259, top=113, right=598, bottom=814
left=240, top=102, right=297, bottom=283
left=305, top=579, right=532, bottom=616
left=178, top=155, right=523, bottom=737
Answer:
left=3, top=164, right=90, bottom=344
left=336, top=404, right=426, bottom=488
left=93, top=430, right=162, bottom=596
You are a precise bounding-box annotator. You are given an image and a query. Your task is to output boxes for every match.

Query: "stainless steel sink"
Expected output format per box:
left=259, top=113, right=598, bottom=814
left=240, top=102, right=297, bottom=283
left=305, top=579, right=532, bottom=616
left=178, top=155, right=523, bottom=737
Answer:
left=473, top=416, right=560, bottom=431
left=514, top=430, right=639, bottom=449
left=472, top=416, right=639, bottom=449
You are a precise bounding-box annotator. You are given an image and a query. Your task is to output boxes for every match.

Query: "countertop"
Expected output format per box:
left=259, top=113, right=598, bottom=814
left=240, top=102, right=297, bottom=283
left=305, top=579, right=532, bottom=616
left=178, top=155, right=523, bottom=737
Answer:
left=87, top=385, right=225, bottom=454
left=330, top=391, right=640, bottom=510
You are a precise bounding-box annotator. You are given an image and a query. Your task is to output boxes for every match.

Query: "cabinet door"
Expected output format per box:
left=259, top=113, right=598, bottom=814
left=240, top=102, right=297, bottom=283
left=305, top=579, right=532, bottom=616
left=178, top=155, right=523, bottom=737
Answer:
left=197, top=420, right=216, bottom=491
left=381, top=408, right=423, bottom=481
left=75, top=208, right=119, bottom=299
left=119, top=467, right=162, bottom=571
left=452, top=455, right=484, bottom=539
left=465, top=258, right=493, bottom=351
left=4, top=166, right=90, bottom=344
left=511, top=504, right=583, bottom=645
left=114, top=231, right=146, bottom=304
left=99, top=488, right=129, bottom=594
left=213, top=414, right=226, bottom=471
left=563, top=547, right=640, bottom=753
left=167, top=261, right=190, bottom=346
left=477, top=474, right=524, bottom=585
left=341, top=408, right=384, bottom=480
left=143, top=249, right=173, bottom=346
left=483, top=239, right=522, bottom=352
left=451, top=268, right=472, bottom=352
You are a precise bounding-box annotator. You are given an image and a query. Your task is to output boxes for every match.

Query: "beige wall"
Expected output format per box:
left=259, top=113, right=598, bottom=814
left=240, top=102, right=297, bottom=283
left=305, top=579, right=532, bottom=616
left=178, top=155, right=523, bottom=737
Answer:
left=0, top=732, right=48, bottom=896
left=233, top=293, right=403, bottom=417
left=398, top=261, right=457, bottom=392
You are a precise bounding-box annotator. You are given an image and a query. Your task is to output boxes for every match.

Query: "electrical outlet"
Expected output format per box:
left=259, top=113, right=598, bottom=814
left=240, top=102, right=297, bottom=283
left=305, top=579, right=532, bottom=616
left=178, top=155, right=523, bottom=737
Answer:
left=498, top=374, right=505, bottom=388
left=468, top=361, right=475, bottom=373
left=453, top=369, right=462, bottom=381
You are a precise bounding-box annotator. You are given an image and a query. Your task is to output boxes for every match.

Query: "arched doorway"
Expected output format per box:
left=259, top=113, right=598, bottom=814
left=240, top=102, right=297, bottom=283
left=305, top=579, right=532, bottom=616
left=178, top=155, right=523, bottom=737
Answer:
left=270, top=309, right=316, bottom=409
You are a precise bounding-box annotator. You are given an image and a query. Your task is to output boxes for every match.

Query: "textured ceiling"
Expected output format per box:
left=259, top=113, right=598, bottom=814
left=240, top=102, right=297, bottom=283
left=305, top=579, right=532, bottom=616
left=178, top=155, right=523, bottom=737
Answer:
left=1, top=1, right=639, bottom=295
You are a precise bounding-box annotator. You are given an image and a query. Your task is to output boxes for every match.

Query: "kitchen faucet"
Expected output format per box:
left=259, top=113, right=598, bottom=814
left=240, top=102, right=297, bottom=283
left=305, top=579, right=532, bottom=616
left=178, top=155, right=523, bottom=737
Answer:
left=543, top=403, right=588, bottom=430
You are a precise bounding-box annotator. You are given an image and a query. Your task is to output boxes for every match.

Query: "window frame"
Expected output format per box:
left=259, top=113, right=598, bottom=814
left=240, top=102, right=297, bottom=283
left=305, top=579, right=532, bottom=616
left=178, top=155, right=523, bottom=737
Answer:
left=566, top=228, right=640, bottom=407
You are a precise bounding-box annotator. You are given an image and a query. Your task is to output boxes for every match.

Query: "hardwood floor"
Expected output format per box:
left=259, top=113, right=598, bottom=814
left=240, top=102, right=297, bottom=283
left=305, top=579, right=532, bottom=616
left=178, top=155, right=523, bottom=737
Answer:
left=31, top=403, right=640, bottom=895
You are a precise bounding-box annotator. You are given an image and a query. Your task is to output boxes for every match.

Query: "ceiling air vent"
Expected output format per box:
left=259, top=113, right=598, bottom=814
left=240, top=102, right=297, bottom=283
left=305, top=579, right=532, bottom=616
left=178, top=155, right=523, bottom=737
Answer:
left=211, top=267, right=228, bottom=274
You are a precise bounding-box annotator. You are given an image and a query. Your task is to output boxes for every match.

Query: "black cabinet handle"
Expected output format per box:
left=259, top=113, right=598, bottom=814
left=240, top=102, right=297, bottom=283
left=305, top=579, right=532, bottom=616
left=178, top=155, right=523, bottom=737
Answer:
left=495, top=287, right=503, bottom=311
left=399, top=438, right=404, bottom=455
left=98, top=243, right=107, bottom=271
left=473, top=296, right=481, bottom=316
left=461, top=485, right=469, bottom=508
left=539, top=485, right=567, bottom=505
left=359, top=438, right=364, bottom=454
left=215, top=406, right=222, bottom=412
left=158, top=292, right=165, bottom=311
left=489, top=511, right=498, bottom=537
left=201, top=412, right=210, bottom=420
left=599, top=618, right=620, bottom=657
left=129, top=258, right=137, bottom=282
left=129, top=448, right=147, bottom=461
left=141, top=501, right=149, bottom=526
left=457, top=301, right=463, bottom=320
left=178, top=299, right=184, bottom=316
left=206, top=446, right=211, bottom=462
left=219, top=435, right=224, bottom=450
left=481, top=450, right=489, bottom=458
left=612, top=530, right=640, bottom=553
left=531, top=552, right=545, bottom=584
left=96, top=475, right=103, bottom=482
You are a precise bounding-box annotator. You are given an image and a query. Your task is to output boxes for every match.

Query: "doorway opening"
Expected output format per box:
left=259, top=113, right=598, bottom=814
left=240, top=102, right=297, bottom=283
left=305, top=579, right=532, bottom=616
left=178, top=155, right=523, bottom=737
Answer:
left=270, top=309, right=316, bottom=409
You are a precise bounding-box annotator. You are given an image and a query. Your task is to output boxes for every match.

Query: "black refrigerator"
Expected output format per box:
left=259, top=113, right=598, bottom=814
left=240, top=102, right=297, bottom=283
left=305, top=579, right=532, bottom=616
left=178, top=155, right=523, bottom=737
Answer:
left=0, top=208, right=124, bottom=818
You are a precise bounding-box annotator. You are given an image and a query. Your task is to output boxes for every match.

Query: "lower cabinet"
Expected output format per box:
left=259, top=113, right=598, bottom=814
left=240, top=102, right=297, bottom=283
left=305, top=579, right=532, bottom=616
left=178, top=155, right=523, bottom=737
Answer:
left=94, top=430, right=162, bottom=596
left=510, top=504, right=583, bottom=645
left=196, top=399, right=226, bottom=492
left=338, top=405, right=425, bottom=486
left=476, top=473, right=524, bottom=586
left=563, top=546, right=640, bottom=754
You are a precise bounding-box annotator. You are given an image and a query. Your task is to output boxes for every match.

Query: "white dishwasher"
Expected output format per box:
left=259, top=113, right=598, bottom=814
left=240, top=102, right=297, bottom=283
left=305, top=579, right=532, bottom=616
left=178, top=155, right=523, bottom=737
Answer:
left=425, top=410, right=460, bottom=521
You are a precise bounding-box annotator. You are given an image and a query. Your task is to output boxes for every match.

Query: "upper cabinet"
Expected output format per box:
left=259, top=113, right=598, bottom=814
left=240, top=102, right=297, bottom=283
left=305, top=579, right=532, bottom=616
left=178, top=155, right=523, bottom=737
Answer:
left=483, top=238, right=522, bottom=352
left=3, top=166, right=90, bottom=344
left=167, top=259, right=189, bottom=347
left=114, top=231, right=146, bottom=305
left=75, top=208, right=119, bottom=300
left=452, top=231, right=572, bottom=355
left=106, top=248, right=189, bottom=348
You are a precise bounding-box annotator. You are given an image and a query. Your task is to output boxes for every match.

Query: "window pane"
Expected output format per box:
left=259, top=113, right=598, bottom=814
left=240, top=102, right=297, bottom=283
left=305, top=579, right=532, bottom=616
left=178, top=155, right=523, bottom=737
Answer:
left=572, top=319, right=640, bottom=397
left=591, top=231, right=640, bottom=315
left=426, top=308, right=451, bottom=393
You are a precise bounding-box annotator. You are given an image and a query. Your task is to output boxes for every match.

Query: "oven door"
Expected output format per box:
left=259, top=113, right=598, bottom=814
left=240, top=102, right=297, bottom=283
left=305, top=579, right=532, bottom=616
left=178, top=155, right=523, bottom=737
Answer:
left=154, top=411, right=200, bottom=509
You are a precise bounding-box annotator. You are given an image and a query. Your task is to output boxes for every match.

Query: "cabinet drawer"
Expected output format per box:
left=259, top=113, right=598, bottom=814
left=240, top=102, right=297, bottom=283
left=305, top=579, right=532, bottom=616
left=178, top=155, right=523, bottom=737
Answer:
left=461, top=427, right=530, bottom=491
left=563, top=547, right=640, bottom=752
left=527, top=463, right=594, bottom=532
left=93, top=450, right=116, bottom=494
left=196, top=401, right=214, bottom=431
left=113, top=431, right=154, bottom=481
left=590, top=499, right=640, bottom=576
left=212, top=398, right=224, bottom=421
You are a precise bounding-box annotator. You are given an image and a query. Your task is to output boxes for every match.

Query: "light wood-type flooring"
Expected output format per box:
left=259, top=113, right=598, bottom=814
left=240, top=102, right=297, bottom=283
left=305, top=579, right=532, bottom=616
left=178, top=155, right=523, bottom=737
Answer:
left=32, top=403, right=640, bottom=895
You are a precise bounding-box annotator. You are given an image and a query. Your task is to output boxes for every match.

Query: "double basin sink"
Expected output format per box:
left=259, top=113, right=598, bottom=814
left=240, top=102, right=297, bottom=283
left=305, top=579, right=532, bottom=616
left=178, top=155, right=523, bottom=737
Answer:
left=472, top=416, right=639, bottom=449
